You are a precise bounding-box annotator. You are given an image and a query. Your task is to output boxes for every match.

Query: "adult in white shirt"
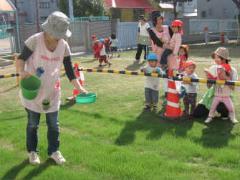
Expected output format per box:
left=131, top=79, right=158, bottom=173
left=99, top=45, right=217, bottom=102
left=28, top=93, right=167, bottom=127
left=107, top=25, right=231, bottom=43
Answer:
left=135, top=15, right=150, bottom=62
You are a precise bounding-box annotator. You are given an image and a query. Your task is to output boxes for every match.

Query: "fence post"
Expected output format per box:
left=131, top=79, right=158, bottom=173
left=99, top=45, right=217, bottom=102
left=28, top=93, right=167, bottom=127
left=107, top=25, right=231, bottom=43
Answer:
left=83, top=21, right=91, bottom=52
left=14, top=54, right=20, bottom=86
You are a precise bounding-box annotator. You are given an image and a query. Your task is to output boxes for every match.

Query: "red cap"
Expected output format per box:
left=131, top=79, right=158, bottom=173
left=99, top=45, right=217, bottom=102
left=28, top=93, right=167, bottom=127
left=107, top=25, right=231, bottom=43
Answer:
left=171, top=20, right=183, bottom=27
left=183, top=60, right=196, bottom=69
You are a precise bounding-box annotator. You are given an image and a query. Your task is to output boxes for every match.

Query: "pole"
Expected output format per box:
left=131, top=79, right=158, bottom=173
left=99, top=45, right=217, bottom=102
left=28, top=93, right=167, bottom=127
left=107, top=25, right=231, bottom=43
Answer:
left=68, top=0, right=74, bottom=21
left=36, top=0, right=40, bottom=32
left=7, top=0, right=21, bottom=52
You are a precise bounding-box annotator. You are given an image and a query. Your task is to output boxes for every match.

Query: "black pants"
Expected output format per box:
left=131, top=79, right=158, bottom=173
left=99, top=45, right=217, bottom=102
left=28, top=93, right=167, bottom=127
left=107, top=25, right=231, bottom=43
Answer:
left=160, top=49, right=172, bottom=65
left=193, top=102, right=229, bottom=118
left=183, top=93, right=197, bottom=116
left=135, top=44, right=148, bottom=60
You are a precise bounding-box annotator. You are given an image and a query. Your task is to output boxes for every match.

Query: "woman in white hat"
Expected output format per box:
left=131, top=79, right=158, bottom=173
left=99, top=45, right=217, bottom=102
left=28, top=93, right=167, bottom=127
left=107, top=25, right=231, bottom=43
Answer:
left=17, top=11, right=87, bottom=165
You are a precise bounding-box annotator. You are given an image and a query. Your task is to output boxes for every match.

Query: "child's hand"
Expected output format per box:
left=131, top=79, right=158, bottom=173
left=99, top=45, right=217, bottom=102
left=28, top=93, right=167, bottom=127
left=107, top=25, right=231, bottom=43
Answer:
left=204, top=69, right=216, bottom=79
left=19, top=71, right=31, bottom=79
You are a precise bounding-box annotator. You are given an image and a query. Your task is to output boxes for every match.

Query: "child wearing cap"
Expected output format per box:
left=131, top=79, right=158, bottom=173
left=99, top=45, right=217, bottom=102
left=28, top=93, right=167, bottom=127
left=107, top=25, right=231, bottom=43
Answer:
left=178, top=45, right=189, bottom=72
left=205, top=64, right=238, bottom=124
left=141, top=53, right=163, bottom=112
left=194, top=47, right=238, bottom=119
left=91, top=35, right=100, bottom=60
left=98, top=38, right=111, bottom=67
left=160, top=20, right=183, bottom=70
left=17, top=11, right=88, bottom=165
left=181, top=61, right=198, bottom=118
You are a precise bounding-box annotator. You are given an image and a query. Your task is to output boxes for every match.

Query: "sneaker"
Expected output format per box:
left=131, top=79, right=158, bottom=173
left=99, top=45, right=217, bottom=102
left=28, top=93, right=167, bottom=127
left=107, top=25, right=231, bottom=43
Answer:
left=28, top=151, right=40, bottom=165
left=152, top=106, right=158, bottom=112
left=205, top=117, right=213, bottom=124
left=50, top=151, right=66, bottom=165
left=230, top=118, right=239, bottom=124
left=144, top=105, right=151, bottom=111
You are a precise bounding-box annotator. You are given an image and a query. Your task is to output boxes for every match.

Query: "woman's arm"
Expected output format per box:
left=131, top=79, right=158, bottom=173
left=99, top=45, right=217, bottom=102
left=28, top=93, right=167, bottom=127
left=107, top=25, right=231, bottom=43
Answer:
left=63, top=56, right=88, bottom=94
left=17, top=45, right=34, bottom=79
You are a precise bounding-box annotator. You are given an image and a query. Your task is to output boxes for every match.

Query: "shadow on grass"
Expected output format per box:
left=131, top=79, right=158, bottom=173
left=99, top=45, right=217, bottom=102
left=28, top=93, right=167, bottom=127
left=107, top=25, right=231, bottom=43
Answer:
left=125, top=61, right=145, bottom=71
left=2, top=159, right=55, bottom=180
left=21, top=159, right=55, bottom=180
left=194, top=119, right=235, bottom=148
left=115, top=111, right=194, bottom=145
left=2, top=159, right=28, bottom=180
left=61, top=100, right=76, bottom=110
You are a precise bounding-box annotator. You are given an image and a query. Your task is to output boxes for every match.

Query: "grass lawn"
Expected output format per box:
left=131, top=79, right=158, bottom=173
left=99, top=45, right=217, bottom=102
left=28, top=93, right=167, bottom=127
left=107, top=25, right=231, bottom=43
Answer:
left=0, top=43, right=240, bottom=180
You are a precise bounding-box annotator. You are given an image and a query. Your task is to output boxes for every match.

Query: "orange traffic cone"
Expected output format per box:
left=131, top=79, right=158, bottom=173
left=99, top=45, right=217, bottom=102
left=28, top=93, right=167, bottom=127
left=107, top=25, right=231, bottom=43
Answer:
left=72, top=63, right=85, bottom=97
left=164, top=69, right=182, bottom=118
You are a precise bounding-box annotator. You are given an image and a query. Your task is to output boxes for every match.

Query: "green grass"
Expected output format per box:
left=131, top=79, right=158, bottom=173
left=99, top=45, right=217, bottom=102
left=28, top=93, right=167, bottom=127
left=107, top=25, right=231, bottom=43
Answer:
left=0, top=44, right=240, bottom=180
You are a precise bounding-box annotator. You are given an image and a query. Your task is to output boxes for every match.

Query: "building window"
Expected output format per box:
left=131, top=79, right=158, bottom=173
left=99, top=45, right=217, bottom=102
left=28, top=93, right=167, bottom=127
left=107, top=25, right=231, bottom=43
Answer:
left=39, top=2, right=50, bottom=9
left=201, top=11, right=206, bottom=18
left=208, top=8, right=212, bottom=16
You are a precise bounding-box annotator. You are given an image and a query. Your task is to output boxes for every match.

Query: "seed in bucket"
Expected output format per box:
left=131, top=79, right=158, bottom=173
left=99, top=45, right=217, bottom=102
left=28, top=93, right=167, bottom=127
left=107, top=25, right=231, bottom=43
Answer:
left=42, top=99, right=50, bottom=110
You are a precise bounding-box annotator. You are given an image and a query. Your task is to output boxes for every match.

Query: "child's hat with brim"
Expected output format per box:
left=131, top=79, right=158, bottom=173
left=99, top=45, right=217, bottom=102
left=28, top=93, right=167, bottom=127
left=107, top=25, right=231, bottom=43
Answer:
left=147, top=53, right=158, bottom=61
left=212, top=47, right=231, bottom=61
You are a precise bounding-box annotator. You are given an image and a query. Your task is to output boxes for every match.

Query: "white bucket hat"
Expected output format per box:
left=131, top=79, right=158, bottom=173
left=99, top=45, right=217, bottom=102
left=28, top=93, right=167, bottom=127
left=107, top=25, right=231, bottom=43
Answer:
left=212, top=47, right=231, bottom=61
left=41, top=11, right=72, bottom=39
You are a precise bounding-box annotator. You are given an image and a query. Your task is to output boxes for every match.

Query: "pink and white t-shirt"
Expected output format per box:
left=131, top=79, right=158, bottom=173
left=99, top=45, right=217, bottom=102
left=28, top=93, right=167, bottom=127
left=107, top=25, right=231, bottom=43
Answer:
left=151, top=25, right=171, bottom=59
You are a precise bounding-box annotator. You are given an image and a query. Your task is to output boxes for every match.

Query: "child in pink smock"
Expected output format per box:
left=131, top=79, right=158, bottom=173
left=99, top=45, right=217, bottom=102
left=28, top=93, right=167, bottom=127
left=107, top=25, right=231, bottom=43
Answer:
left=205, top=64, right=238, bottom=124
left=160, top=20, right=183, bottom=69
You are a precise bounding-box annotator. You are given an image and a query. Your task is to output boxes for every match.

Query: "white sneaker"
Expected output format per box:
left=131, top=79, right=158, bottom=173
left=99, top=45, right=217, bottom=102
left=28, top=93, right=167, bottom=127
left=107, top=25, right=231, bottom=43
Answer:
left=230, top=118, right=239, bottom=124
left=205, top=117, right=213, bottom=124
left=28, top=151, right=40, bottom=165
left=50, top=151, right=66, bottom=165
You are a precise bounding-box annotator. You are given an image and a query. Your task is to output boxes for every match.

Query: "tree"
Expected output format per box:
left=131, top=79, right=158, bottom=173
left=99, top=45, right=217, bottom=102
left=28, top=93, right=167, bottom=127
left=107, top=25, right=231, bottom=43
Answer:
left=151, top=0, right=189, bottom=19
left=59, top=0, right=104, bottom=17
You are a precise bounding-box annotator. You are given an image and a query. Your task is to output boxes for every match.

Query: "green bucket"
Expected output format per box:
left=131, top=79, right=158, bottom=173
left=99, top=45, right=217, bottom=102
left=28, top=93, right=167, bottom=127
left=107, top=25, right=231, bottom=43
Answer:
left=20, top=75, right=41, bottom=100
left=76, top=93, right=96, bottom=104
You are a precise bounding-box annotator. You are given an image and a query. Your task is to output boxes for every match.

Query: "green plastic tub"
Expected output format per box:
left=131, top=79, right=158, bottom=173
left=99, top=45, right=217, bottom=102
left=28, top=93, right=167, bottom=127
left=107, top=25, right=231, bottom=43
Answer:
left=20, top=75, right=41, bottom=100
left=76, top=93, right=96, bottom=104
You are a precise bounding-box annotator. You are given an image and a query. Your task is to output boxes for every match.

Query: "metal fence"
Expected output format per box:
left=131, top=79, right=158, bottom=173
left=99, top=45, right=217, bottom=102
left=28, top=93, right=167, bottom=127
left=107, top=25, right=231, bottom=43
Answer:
left=189, top=19, right=238, bottom=35
left=73, top=16, right=110, bottom=22
left=0, top=24, right=12, bottom=39
left=116, top=22, right=138, bottom=49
